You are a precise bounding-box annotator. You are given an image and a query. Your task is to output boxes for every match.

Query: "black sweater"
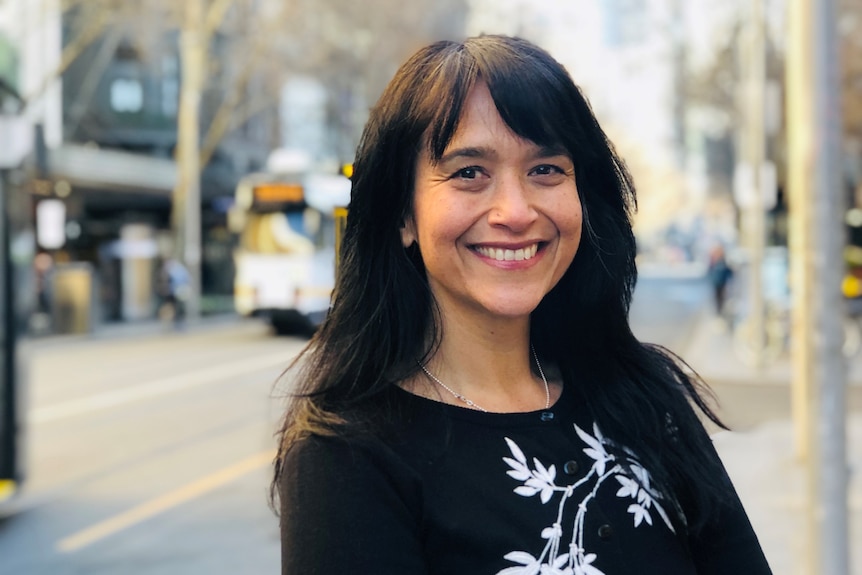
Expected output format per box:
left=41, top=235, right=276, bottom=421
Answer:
left=279, top=383, right=772, bottom=574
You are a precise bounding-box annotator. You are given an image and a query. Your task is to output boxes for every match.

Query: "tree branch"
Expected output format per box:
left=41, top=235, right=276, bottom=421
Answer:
left=199, top=75, right=247, bottom=167
left=23, top=6, right=111, bottom=109
left=198, top=2, right=294, bottom=165
left=65, top=24, right=124, bottom=138
left=200, top=90, right=275, bottom=167
left=203, top=0, right=234, bottom=41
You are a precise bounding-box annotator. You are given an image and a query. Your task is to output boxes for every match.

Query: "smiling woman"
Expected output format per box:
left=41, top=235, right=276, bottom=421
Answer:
left=273, top=35, right=772, bottom=575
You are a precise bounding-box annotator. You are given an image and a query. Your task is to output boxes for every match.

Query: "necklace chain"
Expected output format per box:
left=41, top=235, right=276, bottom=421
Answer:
left=417, top=345, right=550, bottom=413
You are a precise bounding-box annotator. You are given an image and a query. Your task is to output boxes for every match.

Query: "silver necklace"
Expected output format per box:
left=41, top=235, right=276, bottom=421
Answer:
left=417, top=345, right=550, bottom=413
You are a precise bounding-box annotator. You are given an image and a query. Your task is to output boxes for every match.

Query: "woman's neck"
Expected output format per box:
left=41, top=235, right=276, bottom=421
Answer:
left=412, top=310, right=558, bottom=413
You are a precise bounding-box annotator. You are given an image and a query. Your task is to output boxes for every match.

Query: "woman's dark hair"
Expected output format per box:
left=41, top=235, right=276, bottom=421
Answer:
left=274, top=35, right=728, bottom=534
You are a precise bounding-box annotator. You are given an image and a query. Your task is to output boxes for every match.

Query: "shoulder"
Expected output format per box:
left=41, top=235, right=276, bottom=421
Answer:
left=278, top=432, right=430, bottom=573
left=280, top=432, right=410, bottom=483
left=278, top=431, right=424, bottom=512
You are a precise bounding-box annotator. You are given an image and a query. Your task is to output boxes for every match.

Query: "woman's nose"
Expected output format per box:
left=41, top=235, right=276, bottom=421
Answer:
left=487, top=176, right=537, bottom=230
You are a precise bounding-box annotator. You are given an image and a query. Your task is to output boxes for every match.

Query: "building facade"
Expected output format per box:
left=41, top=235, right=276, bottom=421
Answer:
left=9, top=2, right=279, bottom=330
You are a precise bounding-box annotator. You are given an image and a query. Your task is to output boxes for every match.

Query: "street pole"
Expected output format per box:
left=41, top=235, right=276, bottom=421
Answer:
left=809, top=0, right=849, bottom=570
left=787, top=0, right=849, bottom=571
left=0, top=168, right=17, bottom=494
left=741, top=0, right=767, bottom=368
left=173, top=0, right=204, bottom=321
left=787, top=0, right=816, bottom=464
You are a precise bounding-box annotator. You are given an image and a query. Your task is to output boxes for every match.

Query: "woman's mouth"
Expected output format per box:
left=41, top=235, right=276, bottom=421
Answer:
left=474, top=243, right=541, bottom=262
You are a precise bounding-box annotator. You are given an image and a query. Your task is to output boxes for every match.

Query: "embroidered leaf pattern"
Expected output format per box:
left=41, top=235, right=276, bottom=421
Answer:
left=540, top=553, right=574, bottom=575
left=615, top=475, right=639, bottom=499
left=542, top=524, right=563, bottom=540
left=506, top=437, right=528, bottom=464
left=497, top=424, right=675, bottom=575
left=497, top=551, right=542, bottom=575
left=502, top=440, right=560, bottom=505
left=614, top=465, right=675, bottom=532
left=573, top=553, right=603, bottom=575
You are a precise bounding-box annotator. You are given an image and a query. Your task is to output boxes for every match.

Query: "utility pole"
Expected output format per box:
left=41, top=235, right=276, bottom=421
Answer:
left=173, top=0, right=205, bottom=321
left=786, top=0, right=849, bottom=571
left=736, top=0, right=768, bottom=367
left=787, top=0, right=815, bottom=464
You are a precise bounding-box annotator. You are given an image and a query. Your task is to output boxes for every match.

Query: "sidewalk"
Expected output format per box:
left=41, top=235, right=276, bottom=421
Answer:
left=683, top=312, right=862, bottom=387
left=683, top=312, right=862, bottom=574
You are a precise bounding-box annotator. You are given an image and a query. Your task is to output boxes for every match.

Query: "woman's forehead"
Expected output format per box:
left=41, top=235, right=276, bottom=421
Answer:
left=426, top=82, right=568, bottom=162
left=442, top=90, right=514, bottom=149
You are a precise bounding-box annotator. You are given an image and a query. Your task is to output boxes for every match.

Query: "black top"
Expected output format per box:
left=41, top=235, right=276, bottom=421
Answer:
left=278, top=382, right=772, bottom=574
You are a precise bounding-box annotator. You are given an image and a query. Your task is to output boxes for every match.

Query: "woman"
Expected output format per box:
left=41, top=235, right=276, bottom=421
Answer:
left=275, top=35, right=771, bottom=574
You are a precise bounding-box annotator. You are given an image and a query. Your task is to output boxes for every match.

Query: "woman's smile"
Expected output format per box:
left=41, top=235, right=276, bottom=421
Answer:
left=472, top=242, right=541, bottom=263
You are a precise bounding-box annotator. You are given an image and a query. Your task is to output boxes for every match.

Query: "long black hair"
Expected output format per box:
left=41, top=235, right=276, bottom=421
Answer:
left=274, top=35, right=728, bottom=534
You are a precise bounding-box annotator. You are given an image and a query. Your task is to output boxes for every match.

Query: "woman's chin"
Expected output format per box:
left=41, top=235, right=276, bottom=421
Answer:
left=472, top=297, right=544, bottom=321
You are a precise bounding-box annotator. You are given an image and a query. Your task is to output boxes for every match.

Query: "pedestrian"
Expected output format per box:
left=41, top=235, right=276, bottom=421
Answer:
left=707, top=244, right=734, bottom=319
left=157, top=257, right=190, bottom=328
left=274, top=35, right=771, bottom=574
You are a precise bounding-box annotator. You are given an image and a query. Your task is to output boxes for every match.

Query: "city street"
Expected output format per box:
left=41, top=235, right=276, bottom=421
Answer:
left=0, top=275, right=858, bottom=573
left=0, top=320, right=301, bottom=575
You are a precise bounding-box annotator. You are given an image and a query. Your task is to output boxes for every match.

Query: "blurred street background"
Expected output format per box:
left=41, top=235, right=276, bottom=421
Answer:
left=0, top=0, right=860, bottom=573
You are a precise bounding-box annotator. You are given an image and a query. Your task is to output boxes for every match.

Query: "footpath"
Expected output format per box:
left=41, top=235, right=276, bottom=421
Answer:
left=682, top=313, right=862, bottom=574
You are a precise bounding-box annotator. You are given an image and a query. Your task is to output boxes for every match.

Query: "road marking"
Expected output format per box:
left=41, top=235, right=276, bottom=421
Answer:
left=30, top=351, right=294, bottom=424
left=57, top=449, right=276, bottom=553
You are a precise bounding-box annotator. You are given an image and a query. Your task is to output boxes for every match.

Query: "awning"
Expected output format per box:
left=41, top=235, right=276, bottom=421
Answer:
left=47, top=144, right=177, bottom=195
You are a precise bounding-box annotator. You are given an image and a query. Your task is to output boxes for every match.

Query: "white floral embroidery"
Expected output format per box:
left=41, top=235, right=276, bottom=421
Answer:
left=614, top=464, right=675, bottom=530
left=495, top=424, right=674, bottom=575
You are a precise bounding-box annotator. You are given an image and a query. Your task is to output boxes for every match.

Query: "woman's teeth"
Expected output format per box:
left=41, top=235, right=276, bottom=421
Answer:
left=476, top=244, right=539, bottom=261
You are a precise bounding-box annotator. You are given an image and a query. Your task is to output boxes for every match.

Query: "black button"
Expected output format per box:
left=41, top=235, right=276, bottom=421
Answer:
left=563, top=460, right=579, bottom=475
left=598, top=524, right=613, bottom=539
left=540, top=411, right=554, bottom=422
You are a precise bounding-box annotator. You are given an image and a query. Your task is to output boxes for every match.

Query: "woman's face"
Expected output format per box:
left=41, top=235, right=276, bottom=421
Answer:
left=402, top=82, right=582, bottom=324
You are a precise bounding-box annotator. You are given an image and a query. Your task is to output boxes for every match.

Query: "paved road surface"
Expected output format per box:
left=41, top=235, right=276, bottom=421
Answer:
left=1, top=320, right=300, bottom=575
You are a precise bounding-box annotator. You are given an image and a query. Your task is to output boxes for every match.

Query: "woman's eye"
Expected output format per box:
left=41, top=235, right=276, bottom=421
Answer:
left=531, top=164, right=564, bottom=176
left=454, top=167, right=481, bottom=179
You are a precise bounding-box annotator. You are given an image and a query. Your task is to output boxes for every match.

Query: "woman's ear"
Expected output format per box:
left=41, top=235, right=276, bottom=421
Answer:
left=400, top=217, right=417, bottom=248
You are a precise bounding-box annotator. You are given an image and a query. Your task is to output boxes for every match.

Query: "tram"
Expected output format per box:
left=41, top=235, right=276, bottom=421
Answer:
left=228, top=168, right=350, bottom=335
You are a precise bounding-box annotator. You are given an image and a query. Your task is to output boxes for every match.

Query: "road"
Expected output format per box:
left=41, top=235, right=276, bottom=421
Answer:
left=0, top=275, right=795, bottom=574
left=0, top=320, right=302, bottom=575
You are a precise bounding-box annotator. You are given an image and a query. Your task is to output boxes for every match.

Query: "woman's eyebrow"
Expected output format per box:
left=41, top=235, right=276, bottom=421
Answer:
left=532, top=145, right=570, bottom=159
left=437, top=146, right=497, bottom=164
left=434, top=144, right=570, bottom=165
